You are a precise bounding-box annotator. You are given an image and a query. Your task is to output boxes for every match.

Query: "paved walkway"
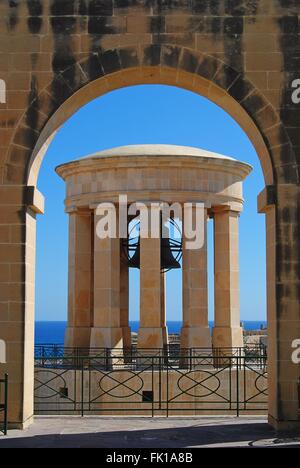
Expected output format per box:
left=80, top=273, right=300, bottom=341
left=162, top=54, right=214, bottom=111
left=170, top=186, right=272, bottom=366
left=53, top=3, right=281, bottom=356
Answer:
left=0, top=416, right=300, bottom=448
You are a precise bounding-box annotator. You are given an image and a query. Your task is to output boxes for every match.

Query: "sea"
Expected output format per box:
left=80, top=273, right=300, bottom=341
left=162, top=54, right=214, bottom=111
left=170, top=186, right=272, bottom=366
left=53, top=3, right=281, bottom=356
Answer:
left=35, top=321, right=267, bottom=345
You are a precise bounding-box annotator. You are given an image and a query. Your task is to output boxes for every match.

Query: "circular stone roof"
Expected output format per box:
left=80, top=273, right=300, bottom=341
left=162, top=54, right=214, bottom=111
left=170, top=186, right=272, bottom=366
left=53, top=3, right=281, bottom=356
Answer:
left=56, top=144, right=253, bottom=180
left=78, top=144, right=236, bottom=161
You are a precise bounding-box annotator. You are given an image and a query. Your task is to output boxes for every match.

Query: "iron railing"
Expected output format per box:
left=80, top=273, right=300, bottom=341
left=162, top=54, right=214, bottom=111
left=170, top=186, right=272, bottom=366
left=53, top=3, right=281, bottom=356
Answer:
left=0, top=374, right=8, bottom=435
left=34, top=343, right=267, bottom=368
left=34, top=347, right=267, bottom=417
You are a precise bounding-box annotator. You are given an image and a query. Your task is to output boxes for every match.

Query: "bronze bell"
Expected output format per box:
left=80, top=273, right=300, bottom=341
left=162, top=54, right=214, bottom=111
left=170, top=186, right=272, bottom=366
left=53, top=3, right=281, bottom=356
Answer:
left=128, top=230, right=181, bottom=271
left=160, top=236, right=181, bottom=271
left=128, top=238, right=140, bottom=269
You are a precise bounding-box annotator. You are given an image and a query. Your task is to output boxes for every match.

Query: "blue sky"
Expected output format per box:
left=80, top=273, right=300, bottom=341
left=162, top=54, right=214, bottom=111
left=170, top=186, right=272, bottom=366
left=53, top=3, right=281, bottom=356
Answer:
left=36, top=84, right=266, bottom=322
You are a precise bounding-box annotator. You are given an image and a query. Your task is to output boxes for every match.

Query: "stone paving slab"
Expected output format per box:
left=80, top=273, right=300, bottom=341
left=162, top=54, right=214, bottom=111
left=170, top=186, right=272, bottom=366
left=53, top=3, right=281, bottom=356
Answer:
left=0, top=416, right=300, bottom=448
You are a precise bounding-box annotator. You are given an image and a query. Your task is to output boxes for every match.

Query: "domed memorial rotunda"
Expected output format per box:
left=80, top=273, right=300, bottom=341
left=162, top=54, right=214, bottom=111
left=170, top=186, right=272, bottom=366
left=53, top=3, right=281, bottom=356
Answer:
left=56, top=145, right=252, bottom=353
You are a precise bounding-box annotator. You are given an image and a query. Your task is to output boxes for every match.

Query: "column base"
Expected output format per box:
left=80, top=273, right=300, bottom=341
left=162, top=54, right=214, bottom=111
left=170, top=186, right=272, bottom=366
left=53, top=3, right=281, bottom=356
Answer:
left=64, top=326, right=91, bottom=348
left=212, top=326, right=244, bottom=349
left=90, top=327, right=123, bottom=350
left=137, top=327, right=168, bottom=350
left=180, top=326, right=212, bottom=349
left=268, top=414, right=300, bottom=432
left=8, top=415, right=34, bottom=430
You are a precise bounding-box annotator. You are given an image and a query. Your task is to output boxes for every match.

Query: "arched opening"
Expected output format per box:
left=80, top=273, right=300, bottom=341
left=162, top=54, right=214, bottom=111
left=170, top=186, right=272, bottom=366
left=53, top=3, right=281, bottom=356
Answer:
left=34, top=84, right=266, bottom=344
left=31, top=82, right=268, bottom=417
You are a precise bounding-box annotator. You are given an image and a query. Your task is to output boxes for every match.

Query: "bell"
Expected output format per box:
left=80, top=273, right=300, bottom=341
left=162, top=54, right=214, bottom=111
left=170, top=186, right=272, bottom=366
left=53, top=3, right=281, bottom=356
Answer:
left=160, top=236, right=181, bottom=271
left=127, top=235, right=180, bottom=271
left=128, top=238, right=140, bottom=269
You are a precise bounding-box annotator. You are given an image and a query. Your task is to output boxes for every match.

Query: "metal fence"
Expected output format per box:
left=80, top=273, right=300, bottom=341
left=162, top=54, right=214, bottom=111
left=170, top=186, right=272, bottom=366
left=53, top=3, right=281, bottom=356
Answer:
left=35, top=343, right=266, bottom=362
left=0, top=374, right=8, bottom=435
left=34, top=346, right=268, bottom=417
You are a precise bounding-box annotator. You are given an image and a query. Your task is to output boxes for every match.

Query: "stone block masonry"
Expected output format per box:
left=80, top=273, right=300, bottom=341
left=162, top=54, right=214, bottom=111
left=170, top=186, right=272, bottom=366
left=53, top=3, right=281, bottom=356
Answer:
left=0, top=0, right=299, bottom=431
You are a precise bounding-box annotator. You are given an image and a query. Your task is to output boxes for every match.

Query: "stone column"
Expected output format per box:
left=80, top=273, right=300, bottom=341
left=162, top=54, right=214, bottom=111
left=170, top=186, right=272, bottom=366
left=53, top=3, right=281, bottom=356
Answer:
left=120, top=258, right=131, bottom=350
left=212, top=208, right=243, bottom=349
left=90, top=205, right=123, bottom=350
left=160, top=274, right=168, bottom=347
left=0, top=187, right=44, bottom=428
left=65, top=209, right=93, bottom=348
left=180, top=207, right=211, bottom=349
left=137, top=206, right=166, bottom=349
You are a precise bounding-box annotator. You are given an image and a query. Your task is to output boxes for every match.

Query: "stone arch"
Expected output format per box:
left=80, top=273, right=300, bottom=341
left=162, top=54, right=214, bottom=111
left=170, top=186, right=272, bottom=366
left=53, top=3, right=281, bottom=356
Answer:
left=2, top=42, right=299, bottom=431
left=5, top=44, right=296, bottom=187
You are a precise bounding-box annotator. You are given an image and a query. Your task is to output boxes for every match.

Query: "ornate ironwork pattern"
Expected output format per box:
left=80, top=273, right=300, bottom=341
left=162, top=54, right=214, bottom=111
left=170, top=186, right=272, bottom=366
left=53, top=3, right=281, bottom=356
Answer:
left=34, top=347, right=268, bottom=417
left=34, top=368, right=78, bottom=414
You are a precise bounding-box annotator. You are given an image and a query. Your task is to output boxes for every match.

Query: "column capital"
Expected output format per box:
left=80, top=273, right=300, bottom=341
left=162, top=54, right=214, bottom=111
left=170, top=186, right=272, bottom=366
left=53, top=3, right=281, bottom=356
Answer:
left=209, top=203, right=243, bottom=217
left=65, top=205, right=78, bottom=214
left=182, top=204, right=208, bottom=226
left=90, top=201, right=117, bottom=211
left=183, top=200, right=211, bottom=209
left=65, top=205, right=91, bottom=214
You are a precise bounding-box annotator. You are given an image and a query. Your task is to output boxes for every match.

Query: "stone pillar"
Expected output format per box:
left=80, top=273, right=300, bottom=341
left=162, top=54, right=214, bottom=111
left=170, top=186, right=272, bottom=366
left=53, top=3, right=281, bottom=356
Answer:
left=180, top=207, right=211, bottom=349
left=160, top=274, right=168, bottom=347
left=137, top=207, right=166, bottom=349
left=120, top=258, right=131, bottom=350
left=258, top=185, right=300, bottom=431
left=0, top=187, right=43, bottom=428
left=212, top=208, right=243, bottom=349
left=65, top=209, right=93, bottom=348
left=264, top=205, right=278, bottom=425
left=90, top=205, right=123, bottom=349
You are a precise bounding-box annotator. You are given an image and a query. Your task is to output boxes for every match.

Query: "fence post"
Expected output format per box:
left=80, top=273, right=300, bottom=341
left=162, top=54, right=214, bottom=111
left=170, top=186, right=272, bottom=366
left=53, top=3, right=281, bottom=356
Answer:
left=76, top=347, right=80, bottom=369
left=166, top=357, right=169, bottom=417
left=236, top=356, right=240, bottom=417
left=81, top=358, right=84, bottom=417
left=105, top=348, right=110, bottom=370
left=158, top=354, right=162, bottom=410
left=152, top=357, right=154, bottom=418
left=4, top=374, right=8, bottom=435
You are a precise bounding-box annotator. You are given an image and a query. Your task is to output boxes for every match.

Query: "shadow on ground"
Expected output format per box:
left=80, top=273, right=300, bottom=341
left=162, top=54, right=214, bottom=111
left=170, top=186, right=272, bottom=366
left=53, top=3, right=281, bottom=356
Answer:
left=1, top=420, right=298, bottom=448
